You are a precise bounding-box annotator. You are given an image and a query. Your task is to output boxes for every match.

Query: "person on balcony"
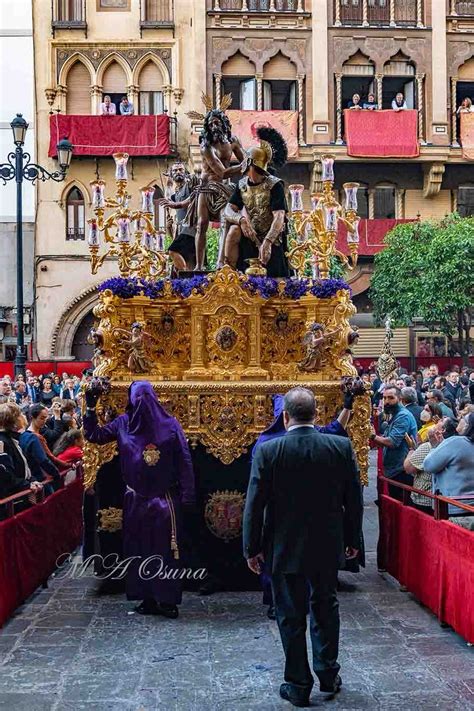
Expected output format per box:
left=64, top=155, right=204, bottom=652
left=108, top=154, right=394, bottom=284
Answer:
left=363, top=93, right=378, bottom=110
left=456, top=97, right=474, bottom=114
left=347, top=93, right=362, bottom=110
left=119, top=96, right=134, bottom=116
left=100, top=95, right=116, bottom=115
left=391, top=93, right=408, bottom=111
left=224, top=126, right=290, bottom=278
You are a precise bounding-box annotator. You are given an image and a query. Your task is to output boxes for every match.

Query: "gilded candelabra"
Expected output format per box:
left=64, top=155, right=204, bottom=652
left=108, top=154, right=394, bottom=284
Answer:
left=287, top=155, right=360, bottom=279
left=87, top=153, right=167, bottom=279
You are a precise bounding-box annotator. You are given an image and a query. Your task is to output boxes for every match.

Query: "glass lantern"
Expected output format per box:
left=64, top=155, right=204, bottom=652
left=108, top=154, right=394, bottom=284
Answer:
left=343, top=182, right=359, bottom=212
left=288, top=184, right=304, bottom=212
left=141, top=230, right=155, bottom=250
left=117, top=217, right=131, bottom=243
left=156, top=230, right=166, bottom=252
left=113, top=152, right=129, bottom=181
left=321, top=155, right=335, bottom=182
left=310, top=193, right=322, bottom=211
left=141, top=186, right=155, bottom=214
left=323, top=204, right=338, bottom=232
left=87, top=218, right=100, bottom=247
left=90, top=180, right=106, bottom=209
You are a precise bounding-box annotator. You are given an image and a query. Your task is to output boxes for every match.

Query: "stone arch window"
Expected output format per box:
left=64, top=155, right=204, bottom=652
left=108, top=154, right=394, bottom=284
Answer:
left=66, top=187, right=85, bottom=241
left=102, top=60, right=128, bottom=114
left=262, top=52, right=297, bottom=110
left=138, top=60, right=164, bottom=115
left=457, top=184, right=474, bottom=217
left=374, top=183, right=396, bottom=219
left=66, top=60, right=91, bottom=114
left=336, top=52, right=375, bottom=143
left=382, top=52, right=416, bottom=109
left=220, top=52, right=257, bottom=110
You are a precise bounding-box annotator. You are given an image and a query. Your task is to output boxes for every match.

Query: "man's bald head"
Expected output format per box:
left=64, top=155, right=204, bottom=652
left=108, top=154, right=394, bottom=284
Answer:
left=283, top=387, right=316, bottom=426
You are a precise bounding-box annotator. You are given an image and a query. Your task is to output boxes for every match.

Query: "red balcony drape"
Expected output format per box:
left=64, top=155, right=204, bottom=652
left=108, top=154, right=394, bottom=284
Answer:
left=49, top=114, right=171, bottom=157
left=344, top=109, right=419, bottom=158
left=336, top=218, right=415, bottom=256
left=461, top=113, right=474, bottom=160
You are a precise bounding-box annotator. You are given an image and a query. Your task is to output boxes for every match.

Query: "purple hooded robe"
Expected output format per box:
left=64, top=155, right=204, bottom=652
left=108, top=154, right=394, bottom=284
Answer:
left=83, top=381, right=195, bottom=604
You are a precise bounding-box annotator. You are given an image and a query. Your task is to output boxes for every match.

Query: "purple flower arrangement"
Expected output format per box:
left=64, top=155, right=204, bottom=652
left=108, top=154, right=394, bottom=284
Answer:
left=98, top=275, right=351, bottom=301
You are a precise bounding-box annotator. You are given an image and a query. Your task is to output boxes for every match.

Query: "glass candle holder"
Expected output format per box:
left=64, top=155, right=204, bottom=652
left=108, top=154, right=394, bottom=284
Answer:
left=156, top=230, right=166, bottom=252
left=347, top=217, right=360, bottom=244
left=87, top=218, right=100, bottom=247
left=117, top=217, right=131, bottom=243
left=321, top=155, right=335, bottom=182
left=141, top=186, right=155, bottom=214
left=288, top=184, right=304, bottom=212
left=310, top=193, right=322, bottom=211
left=90, top=180, right=106, bottom=209
left=323, top=204, right=338, bottom=232
left=343, top=182, right=359, bottom=212
left=141, top=230, right=155, bottom=250
left=113, top=152, right=129, bottom=181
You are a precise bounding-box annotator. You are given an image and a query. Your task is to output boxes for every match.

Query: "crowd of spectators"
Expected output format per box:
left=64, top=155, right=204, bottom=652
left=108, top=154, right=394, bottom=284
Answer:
left=0, top=369, right=90, bottom=515
left=368, top=363, right=474, bottom=530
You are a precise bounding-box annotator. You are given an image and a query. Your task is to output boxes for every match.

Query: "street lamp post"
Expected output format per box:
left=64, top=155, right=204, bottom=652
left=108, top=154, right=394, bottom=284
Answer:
left=0, top=114, right=73, bottom=377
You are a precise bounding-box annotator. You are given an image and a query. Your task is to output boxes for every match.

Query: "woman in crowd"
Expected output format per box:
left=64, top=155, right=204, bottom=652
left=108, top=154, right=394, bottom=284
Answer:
left=0, top=403, right=42, bottom=500
left=39, top=377, right=56, bottom=407
left=347, top=93, right=362, bottom=110
left=52, top=375, right=62, bottom=396
left=54, top=429, right=84, bottom=466
left=19, top=405, right=63, bottom=493
left=423, top=412, right=474, bottom=529
left=457, top=97, right=474, bottom=114
left=417, top=401, right=442, bottom=443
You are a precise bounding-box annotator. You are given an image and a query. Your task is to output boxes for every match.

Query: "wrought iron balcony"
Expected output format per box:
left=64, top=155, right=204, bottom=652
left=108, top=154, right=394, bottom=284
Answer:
left=140, top=0, right=174, bottom=28
left=335, top=0, right=423, bottom=28
left=52, top=0, right=86, bottom=30
left=212, top=0, right=305, bottom=11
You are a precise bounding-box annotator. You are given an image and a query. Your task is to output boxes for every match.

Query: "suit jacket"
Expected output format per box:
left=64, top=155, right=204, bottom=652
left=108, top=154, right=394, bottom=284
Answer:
left=243, top=427, right=362, bottom=575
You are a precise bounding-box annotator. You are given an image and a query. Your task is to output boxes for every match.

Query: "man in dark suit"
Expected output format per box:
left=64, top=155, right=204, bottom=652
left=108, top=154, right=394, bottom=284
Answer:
left=243, top=387, right=362, bottom=707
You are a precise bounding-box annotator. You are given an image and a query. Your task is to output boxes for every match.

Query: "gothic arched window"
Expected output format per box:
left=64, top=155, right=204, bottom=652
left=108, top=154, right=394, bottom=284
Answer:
left=66, top=187, right=85, bottom=240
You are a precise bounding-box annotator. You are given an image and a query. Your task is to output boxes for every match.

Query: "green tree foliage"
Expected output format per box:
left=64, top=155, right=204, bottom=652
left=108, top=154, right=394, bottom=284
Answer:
left=370, top=214, right=474, bottom=360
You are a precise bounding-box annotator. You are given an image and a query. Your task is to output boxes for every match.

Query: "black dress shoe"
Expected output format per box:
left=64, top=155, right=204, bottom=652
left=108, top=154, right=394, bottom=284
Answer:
left=135, top=599, right=160, bottom=615
left=156, top=603, right=179, bottom=619
left=320, top=674, right=342, bottom=694
left=267, top=605, right=276, bottom=620
left=279, top=683, right=311, bottom=707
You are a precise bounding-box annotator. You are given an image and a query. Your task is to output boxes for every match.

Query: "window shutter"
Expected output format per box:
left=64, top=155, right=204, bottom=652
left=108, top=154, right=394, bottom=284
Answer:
left=103, top=61, right=127, bottom=93
left=66, top=62, right=91, bottom=115
left=263, top=54, right=296, bottom=80
left=139, top=61, right=163, bottom=92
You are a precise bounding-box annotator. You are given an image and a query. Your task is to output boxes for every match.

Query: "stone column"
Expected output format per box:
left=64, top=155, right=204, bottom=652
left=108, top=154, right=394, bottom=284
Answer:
left=416, top=73, right=425, bottom=144
left=297, top=73, right=305, bottom=145
left=269, top=0, right=276, bottom=10
left=376, top=73, right=383, bottom=109
left=163, top=85, right=173, bottom=113
left=416, top=0, right=423, bottom=28
left=256, top=73, right=263, bottom=111
left=297, top=0, right=304, bottom=11
left=362, top=0, right=369, bottom=27
left=389, top=0, right=395, bottom=27
left=368, top=190, right=375, bottom=219
left=214, top=73, right=222, bottom=109
left=334, top=0, right=341, bottom=26
left=396, top=189, right=405, bottom=219
left=213, top=0, right=220, bottom=10
left=335, top=73, right=343, bottom=144
left=55, top=85, right=67, bottom=113
left=127, top=85, right=139, bottom=113
left=450, top=0, right=457, bottom=13
left=451, top=76, right=459, bottom=146
left=242, top=0, right=248, bottom=10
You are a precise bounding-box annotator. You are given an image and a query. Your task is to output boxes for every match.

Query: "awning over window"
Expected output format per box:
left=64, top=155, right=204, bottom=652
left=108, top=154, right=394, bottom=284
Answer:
left=344, top=109, right=419, bottom=158
left=49, top=114, right=171, bottom=157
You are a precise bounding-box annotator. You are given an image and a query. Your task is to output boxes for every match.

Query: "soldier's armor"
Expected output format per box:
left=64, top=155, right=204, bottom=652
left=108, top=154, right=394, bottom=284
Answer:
left=238, top=175, right=282, bottom=244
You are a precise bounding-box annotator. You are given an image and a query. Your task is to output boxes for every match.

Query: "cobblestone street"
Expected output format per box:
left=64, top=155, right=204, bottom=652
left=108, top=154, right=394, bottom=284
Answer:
left=0, top=457, right=473, bottom=710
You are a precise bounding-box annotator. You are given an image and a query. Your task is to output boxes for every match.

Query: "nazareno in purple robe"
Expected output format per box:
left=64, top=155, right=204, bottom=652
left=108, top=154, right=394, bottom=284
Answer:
left=83, top=381, right=195, bottom=605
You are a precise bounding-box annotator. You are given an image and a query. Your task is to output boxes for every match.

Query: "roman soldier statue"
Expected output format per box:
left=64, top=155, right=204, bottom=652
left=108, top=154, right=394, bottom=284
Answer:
left=223, top=126, right=290, bottom=278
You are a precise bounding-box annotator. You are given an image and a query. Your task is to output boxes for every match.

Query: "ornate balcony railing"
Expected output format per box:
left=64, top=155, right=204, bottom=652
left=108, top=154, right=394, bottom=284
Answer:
left=450, top=0, right=474, bottom=15
left=213, top=0, right=305, bottom=10
left=335, top=0, right=423, bottom=28
left=140, top=0, right=174, bottom=28
left=52, top=0, right=86, bottom=29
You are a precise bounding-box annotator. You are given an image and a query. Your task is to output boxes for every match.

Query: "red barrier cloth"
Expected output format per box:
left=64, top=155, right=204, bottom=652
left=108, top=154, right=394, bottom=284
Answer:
left=379, top=495, right=474, bottom=643
left=0, top=479, right=83, bottom=627
left=336, top=219, right=415, bottom=256
left=49, top=114, right=171, bottom=157
left=344, top=110, right=420, bottom=158
left=461, top=113, right=474, bottom=160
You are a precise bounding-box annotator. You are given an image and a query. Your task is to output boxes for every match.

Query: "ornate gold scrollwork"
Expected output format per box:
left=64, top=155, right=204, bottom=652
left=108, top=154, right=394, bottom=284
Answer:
left=82, top=440, right=118, bottom=490
left=97, top=506, right=123, bottom=533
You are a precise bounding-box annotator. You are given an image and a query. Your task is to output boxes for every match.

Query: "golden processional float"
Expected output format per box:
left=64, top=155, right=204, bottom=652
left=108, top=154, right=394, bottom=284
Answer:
left=82, top=152, right=372, bottom=491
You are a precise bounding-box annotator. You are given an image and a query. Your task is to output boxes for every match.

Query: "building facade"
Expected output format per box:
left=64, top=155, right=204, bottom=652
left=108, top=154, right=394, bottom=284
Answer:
left=29, top=0, right=474, bottom=363
left=0, top=0, right=35, bottom=361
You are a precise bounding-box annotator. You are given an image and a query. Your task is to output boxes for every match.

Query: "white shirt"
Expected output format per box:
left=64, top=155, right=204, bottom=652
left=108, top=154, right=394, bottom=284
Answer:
left=287, top=424, right=315, bottom=432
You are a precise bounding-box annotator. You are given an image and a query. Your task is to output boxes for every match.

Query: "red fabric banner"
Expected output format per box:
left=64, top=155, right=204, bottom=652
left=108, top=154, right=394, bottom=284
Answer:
left=336, top=218, right=415, bottom=256
left=344, top=110, right=419, bottom=158
left=379, top=495, right=474, bottom=644
left=49, top=114, right=171, bottom=157
left=226, top=110, right=299, bottom=159
left=0, top=479, right=83, bottom=627
left=461, top=113, right=474, bottom=160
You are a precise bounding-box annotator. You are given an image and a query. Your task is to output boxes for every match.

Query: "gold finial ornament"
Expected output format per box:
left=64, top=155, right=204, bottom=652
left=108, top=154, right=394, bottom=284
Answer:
left=287, top=156, right=360, bottom=279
